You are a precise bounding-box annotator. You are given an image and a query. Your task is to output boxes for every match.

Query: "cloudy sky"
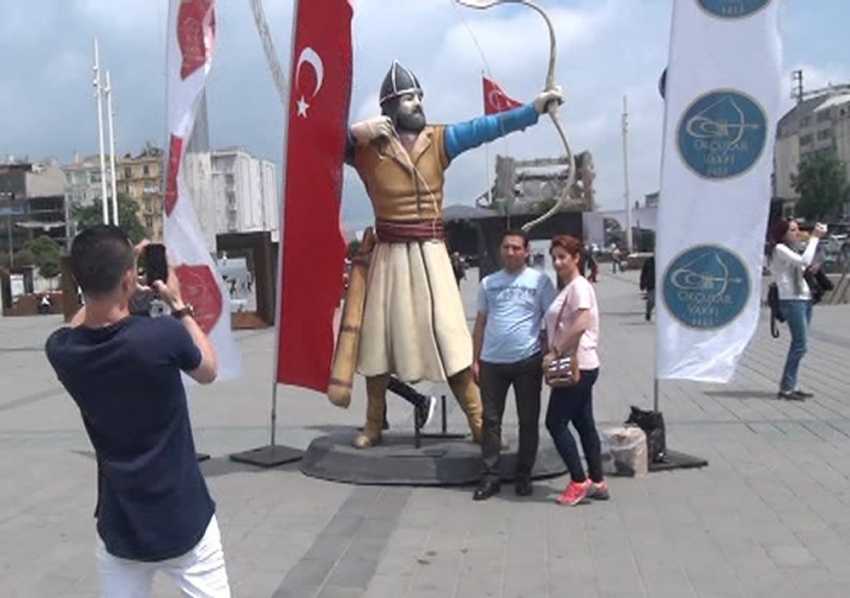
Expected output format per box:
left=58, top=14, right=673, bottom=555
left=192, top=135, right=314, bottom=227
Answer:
left=1, top=0, right=847, bottom=230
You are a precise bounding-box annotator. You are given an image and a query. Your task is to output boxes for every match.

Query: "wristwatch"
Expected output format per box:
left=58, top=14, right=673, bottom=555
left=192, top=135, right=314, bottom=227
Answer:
left=172, top=304, right=195, bottom=320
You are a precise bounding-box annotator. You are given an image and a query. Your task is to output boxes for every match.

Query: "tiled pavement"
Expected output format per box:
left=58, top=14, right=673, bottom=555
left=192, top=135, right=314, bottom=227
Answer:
left=2, top=268, right=850, bottom=597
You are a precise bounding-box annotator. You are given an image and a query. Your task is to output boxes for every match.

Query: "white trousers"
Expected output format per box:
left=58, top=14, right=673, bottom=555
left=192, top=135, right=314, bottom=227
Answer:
left=96, top=515, right=231, bottom=598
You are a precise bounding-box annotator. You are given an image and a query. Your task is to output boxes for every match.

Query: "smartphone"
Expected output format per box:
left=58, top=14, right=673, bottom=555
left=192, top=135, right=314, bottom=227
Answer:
left=143, top=244, right=168, bottom=287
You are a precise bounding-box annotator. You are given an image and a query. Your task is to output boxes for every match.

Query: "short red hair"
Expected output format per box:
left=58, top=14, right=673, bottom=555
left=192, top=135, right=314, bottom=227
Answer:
left=550, top=235, right=585, bottom=277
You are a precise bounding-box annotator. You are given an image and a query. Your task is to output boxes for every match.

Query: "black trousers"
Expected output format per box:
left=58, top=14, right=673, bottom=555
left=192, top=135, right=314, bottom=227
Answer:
left=545, top=368, right=602, bottom=483
left=480, top=352, right=543, bottom=481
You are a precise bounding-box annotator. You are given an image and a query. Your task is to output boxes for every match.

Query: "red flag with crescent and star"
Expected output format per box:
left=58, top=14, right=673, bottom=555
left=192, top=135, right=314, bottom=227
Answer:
left=483, top=75, right=523, bottom=115
left=276, top=0, right=353, bottom=391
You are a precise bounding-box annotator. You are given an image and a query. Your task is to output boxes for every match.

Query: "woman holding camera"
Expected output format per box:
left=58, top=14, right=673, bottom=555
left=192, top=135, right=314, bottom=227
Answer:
left=769, top=219, right=826, bottom=401
left=543, top=235, right=607, bottom=506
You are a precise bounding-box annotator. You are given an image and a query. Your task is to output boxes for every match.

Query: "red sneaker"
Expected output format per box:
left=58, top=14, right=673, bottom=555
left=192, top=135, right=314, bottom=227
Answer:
left=589, top=480, right=610, bottom=501
left=556, top=480, right=591, bottom=506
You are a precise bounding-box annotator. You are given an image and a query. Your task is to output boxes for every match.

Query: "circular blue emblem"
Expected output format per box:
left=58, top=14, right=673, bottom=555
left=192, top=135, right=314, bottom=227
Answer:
left=677, top=90, right=767, bottom=180
left=698, top=0, right=770, bottom=18
left=662, top=245, right=750, bottom=330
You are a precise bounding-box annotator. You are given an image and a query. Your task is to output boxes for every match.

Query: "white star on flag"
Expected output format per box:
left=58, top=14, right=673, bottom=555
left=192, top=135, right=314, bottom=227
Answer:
left=297, top=96, right=310, bottom=118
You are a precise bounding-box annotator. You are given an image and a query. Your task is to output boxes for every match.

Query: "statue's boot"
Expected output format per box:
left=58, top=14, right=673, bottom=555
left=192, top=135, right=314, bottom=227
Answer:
left=354, top=374, right=389, bottom=449
left=448, top=368, right=483, bottom=443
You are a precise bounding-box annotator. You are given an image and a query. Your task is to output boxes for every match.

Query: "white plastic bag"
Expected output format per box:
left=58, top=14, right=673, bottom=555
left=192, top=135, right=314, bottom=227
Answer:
left=601, top=426, right=647, bottom=477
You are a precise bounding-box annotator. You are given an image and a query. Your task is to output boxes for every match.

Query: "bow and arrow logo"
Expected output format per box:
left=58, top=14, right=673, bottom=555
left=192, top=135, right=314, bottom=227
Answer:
left=663, top=245, right=750, bottom=330
left=677, top=90, right=767, bottom=180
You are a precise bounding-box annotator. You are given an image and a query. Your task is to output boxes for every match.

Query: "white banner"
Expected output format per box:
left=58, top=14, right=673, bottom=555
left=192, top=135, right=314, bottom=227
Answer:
left=655, top=0, right=782, bottom=382
left=164, top=0, right=241, bottom=380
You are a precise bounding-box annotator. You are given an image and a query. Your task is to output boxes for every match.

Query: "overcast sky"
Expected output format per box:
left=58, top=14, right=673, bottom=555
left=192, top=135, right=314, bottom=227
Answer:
left=1, top=0, right=847, bottom=229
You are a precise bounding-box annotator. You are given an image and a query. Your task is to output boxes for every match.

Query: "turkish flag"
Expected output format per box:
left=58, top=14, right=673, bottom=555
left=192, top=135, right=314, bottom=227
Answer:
left=483, top=75, right=523, bottom=115
left=276, top=0, right=353, bottom=391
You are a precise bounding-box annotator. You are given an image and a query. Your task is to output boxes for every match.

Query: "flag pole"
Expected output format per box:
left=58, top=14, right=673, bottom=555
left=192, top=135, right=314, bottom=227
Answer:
left=229, top=0, right=303, bottom=468
left=622, top=95, right=633, bottom=254
left=93, top=38, right=109, bottom=225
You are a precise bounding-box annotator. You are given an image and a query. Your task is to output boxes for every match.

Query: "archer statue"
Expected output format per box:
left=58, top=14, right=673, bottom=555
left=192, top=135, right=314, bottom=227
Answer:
left=327, top=60, right=562, bottom=449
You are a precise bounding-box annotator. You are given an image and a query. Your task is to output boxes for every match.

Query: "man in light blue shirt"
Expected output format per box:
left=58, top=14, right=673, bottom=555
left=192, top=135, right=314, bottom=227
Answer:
left=472, top=230, right=557, bottom=500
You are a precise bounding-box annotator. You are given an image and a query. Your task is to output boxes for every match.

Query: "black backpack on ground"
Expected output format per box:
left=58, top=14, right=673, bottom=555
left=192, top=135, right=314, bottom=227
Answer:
left=625, top=406, right=666, bottom=464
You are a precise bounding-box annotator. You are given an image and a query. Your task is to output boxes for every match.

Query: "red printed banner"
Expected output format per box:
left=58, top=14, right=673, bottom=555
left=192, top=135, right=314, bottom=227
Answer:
left=165, top=0, right=241, bottom=379
left=483, top=75, right=523, bottom=115
left=276, top=0, right=354, bottom=391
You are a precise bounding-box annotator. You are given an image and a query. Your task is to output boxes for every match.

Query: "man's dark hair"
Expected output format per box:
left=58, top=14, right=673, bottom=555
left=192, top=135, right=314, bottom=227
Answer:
left=71, top=225, right=135, bottom=297
left=501, top=229, right=530, bottom=249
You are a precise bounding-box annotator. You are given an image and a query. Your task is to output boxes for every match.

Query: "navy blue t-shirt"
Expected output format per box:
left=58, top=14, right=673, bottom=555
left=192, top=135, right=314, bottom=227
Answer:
left=45, top=315, right=214, bottom=562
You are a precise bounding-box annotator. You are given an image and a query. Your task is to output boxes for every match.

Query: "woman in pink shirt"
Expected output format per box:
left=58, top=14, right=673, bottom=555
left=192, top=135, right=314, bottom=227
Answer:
left=543, top=235, right=608, bottom=506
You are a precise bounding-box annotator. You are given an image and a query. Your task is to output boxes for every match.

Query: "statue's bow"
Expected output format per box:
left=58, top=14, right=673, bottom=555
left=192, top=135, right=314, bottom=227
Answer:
left=455, top=0, right=575, bottom=232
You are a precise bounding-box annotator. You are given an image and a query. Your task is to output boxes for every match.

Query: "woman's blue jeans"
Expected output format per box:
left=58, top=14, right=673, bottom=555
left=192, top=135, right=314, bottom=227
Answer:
left=545, top=369, right=602, bottom=483
left=779, top=299, right=812, bottom=392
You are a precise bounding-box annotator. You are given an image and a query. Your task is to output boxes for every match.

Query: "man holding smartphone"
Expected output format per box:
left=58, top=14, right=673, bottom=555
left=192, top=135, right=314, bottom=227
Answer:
left=45, top=225, right=230, bottom=597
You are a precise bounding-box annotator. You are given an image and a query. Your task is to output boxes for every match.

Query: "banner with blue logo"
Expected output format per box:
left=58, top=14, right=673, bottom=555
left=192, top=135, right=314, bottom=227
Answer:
left=655, top=0, right=781, bottom=382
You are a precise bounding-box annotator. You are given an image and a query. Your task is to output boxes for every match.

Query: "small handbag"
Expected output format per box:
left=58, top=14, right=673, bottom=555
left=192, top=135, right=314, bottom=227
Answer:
left=545, top=297, right=581, bottom=388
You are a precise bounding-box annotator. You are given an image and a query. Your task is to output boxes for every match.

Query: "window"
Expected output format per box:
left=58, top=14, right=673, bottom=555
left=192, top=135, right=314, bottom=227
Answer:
left=90, top=171, right=102, bottom=183
left=145, top=216, right=153, bottom=228
left=800, top=116, right=811, bottom=127
left=816, top=111, right=831, bottom=123
left=145, top=197, right=153, bottom=212
left=124, top=167, right=132, bottom=179
left=800, top=134, right=814, bottom=146
left=817, top=129, right=832, bottom=141
left=143, top=165, right=150, bottom=176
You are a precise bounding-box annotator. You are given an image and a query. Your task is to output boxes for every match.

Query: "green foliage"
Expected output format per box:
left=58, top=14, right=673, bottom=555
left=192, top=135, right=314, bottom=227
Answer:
left=21, top=235, right=62, bottom=283
left=347, top=239, right=361, bottom=257
left=22, top=235, right=61, bottom=264
left=13, top=248, right=35, bottom=267
left=38, top=255, right=61, bottom=280
left=792, top=152, right=850, bottom=220
left=72, top=195, right=147, bottom=244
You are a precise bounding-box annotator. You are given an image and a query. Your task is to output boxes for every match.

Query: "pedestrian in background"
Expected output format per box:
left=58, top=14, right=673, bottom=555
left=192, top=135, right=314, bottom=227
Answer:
left=769, top=218, right=826, bottom=401
left=639, top=256, right=655, bottom=322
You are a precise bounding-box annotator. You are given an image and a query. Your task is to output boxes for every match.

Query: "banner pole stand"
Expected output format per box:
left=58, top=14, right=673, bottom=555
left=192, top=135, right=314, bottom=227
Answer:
left=653, top=377, right=660, bottom=413
left=229, top=382, right=303, bottom=468
left=646, top=377, right=708, bottom=472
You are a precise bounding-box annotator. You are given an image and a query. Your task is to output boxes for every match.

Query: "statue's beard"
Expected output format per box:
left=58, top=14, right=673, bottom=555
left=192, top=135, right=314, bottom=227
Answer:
left=395, top=108, right=426, bottom=134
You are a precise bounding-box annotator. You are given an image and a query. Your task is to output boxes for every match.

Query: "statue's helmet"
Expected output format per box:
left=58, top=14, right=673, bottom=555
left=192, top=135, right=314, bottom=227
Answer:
left=379, top=61, right=424, bottom=107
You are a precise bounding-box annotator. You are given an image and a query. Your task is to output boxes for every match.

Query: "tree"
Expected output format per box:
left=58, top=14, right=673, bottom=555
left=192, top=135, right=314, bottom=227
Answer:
left=792, top=151, right=850, bottom=221
left=39, top=255, right=61, bottom=288
left=72, top=194, right=148, bottom=243
left=22, top=235, right=62, bottom=288
left=23, top=235, right=61, bottom=267
left=347, top=239, right=361, bottom=258
left=13, top=248, right=35, bottom=267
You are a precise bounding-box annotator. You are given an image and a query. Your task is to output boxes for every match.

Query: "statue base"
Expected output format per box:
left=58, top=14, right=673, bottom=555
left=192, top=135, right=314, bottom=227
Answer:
left=300, top=430, right=567, bottom=486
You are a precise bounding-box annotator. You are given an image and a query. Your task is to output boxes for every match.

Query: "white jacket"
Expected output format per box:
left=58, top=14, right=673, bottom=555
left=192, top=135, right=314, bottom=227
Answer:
left=771, top=238, right=818, bottom=300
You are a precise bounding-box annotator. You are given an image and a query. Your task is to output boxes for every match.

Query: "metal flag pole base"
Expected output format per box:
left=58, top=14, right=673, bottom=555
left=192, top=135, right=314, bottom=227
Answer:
left=646, top=377, right=708, bottom=472
left=229, top=384, right=304, bottom=468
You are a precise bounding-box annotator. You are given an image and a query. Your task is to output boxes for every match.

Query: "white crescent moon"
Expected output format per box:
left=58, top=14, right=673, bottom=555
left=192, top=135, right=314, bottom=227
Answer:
left=296, top=47, right=324, bottom=98
left=488, top=89, right=506, bottom=110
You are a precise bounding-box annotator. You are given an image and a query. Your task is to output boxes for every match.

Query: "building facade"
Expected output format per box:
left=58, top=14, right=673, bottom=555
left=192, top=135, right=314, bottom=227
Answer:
left=774, top=85, right=850, bottom=217
left=211, top=148, right=279, bottom=243
left=1, top=160, right=68, bottom=256
left=116, top=147, right=165, bottom=241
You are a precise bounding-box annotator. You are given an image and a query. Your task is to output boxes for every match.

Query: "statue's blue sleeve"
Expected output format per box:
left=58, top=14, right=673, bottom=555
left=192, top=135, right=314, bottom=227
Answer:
left=444, top=104, right=539, bottom=162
